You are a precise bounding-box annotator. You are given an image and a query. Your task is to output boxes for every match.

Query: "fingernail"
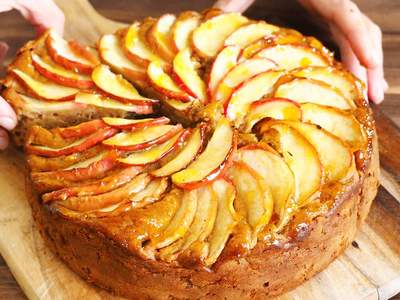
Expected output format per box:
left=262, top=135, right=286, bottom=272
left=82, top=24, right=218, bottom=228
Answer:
left=0, top=117, right=16, bottom=130
left=372, top=85, right=384, bottom=104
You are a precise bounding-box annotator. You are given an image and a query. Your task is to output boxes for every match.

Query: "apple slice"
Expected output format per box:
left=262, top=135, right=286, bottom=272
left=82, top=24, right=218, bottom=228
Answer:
left=147, top=14, right=177, bottom=61
left=255, top=44, right=329, bottom=70
left=213, top=58, right=277, bottom=103
left=123, top=22, right=167, bottom=67
left=148, top=189, right=198, bottom=249
left=292, top=66, right=361, bottom=103
left=235, top=145, right=294, bottom=222
left=258, top=122, right=322, bottom=206
left=224, top=21, right=279, bottom=48
left=243, top=98, right=301, bottom=132
left=207, top=45, right=241, bottom=100
left=171, top=11, right=201, bottom=52
left=75, top=92, right=153, bottom=114
left=58, top=173, right=152, bottom=212
left=118, top=129, right=189, bottom=166
left=147, top=61, right=193, bottom=102
left=42, top=165, right=143, bottom=202
left=92, top=64, right=158, bottom=105
left=204, top=179, right=237, bottom=266
left=31, top=54, right=94, bottom=89
left=192, top=13, right=248, bottom=58
left=277, top=121, right=352, bottom=182
left=26, top=127, right=118, bottom=157
left=301, top=103, right=367, bottom=151
left=151, top=124, right=207, bottom=177
left=228, top=161, right=273, bottom=246
left=172, top=118, right=236, bottom=189
left=225, top=70, right=284, bottom=126
left=46, top=30, right=98, bottom=74
left=11, top=69, right=79, bottom=101
left=102, top=117, right=170, bottom=130
left=103, top=124, right=182, bottom=151
left=274, top=78, right=354, bottom=110
left=98, top=34, right=147, bottom=82
left=129, top=177, right=169, bottom=208
left=172, top=47, right=207, bottom=102
left=55, top=119, right=108, bottom=139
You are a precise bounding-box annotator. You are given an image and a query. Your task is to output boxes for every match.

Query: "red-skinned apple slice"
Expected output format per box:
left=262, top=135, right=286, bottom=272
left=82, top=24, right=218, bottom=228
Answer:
left=171, top=11, right=202, bottom=52
left=172, top=47, right=207, bottom=102
left=55, top=119, right=108, bottom=139
left=207, top=45, right=241, bottom=101
left=98, top=34, right=147, bottom=82
left=213, top=58, right=277, bottom=104
left=192, top=13, right=248, bottom=58
left=92, top=64, right=158, bottom=105
left=274, top=77, right=354, bottom=109
left=204, top=179, right=237, bottom=266
left=129, top=177, right=169, bottom=209
left=147, top=61, right=193, bottom=102
left=103, top=124, right=182, bottom=151
left=243, top=98, right=302, bottom=132
left=172, top=118, right=236, bottom=189
left=31, top=54, right=94, bottom=89
left=46, top=30, right=98, bottom=74
left=151, top=124, right=207, bottom=177
left=11, top=69, right=79, bottom=101
left=254, top=44, right=329, bottom=70
left=118, top=129, right=190, bottom=166
left=225, top=70, right=284, bottom=126
left=147, top=14, right=177, bottom=61
left=102, top=117, right=170, bottom=130
left=42, top=165, right=143, bottom=202
left=26, top=127, right=118, bottom=157
left=301, top=103, right=367, bottom=151
left=258, top=122, right=322, bottom=206
left=224, top=21, right=278, bottom=48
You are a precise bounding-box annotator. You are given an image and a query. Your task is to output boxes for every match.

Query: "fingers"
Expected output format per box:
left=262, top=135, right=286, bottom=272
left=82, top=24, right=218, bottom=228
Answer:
left=213, top=0, right=255, bottom=13
left=0, top=97, right=17, bottom=131
left=0, top=129, right=10, bottom=150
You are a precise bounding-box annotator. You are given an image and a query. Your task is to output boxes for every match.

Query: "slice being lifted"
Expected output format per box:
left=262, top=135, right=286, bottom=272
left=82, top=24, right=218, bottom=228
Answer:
left=147, top=14, right=177, bottom=62
left=102, top=117, right=170, bottom=130
left=171, top=11, right=202, bottom=52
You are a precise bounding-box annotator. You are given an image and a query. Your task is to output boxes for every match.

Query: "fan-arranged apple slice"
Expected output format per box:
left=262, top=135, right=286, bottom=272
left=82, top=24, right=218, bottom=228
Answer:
left=11, top=69, right=79, bottom=101
left=147, top=61, right=193, bottom=102
left=228, top=161, right=273, bottom=246
left=118, top=129, right=189, bottom=166
left=53, top=119, right=107, bottom=139
left=46, top=30, right=99, bottom=74
left=204, top=179, right=237, bottom=266
left=207, top=45, right=241, bottom=100
left=171, top=11, right=202, bottom=52
left=292, top=66, right=361, bottom=103
left=224, top=21, right=279, bottom=48
left=254, top=44, right=329, bottom=70
left=235, top=145, right=294, bottom=223
left=149, top=189, right=198, bottom=249
left=102, top=117, right=170, bottom=130
left=57, top=173, right=152, bottom=212
left=26, top=127, right=118, bottom=157
left=258, top=122, right=322, bottom=206
left=92, top=64, right=158, bottom=105
left=172, top=118, right=236, bottom=189
left=151, top=124, right=207, bottom=177
left=212, top=58, right=277, bottom=103
left=274, top=77, right=354, bottom=109
left=172, top=47, right=207, bottom=102
left=147, top=14, right=177, bottom=62
left=123, top=22, right=167, bottom=67
left=243, top=98, right=301, bottom=132
left=129, top=177, right=169, bottom=209
left=192, top=13, right=248, bottom=58
left=31, top=54, right=94, bottom=89
left=103, top=124, right=182, bottom=151
left=225, top=70, right=284, bottom=126
left=98, top=34, right=147, bottom=82
left=301, top=103, right=367, bottom=151
left=75, top=92, right=153, bottom=114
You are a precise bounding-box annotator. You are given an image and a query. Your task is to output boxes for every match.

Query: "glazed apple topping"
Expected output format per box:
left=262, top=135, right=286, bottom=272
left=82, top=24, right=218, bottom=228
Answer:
left=102, top=117, right=170, bottom=130
left=171, top=11, right=202, bottom=52
left=147, top=14, right=177, bottom=62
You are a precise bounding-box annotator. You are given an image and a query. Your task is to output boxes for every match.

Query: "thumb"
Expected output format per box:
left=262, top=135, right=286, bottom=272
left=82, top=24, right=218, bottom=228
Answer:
left=213, top=0, right=255, bottom=13
left=0, top=42, right=8, bottom=63
left=0, top=96, right=17, bottom=131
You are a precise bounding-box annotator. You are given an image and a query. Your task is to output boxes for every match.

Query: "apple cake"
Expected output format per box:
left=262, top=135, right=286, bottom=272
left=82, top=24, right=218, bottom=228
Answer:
left=2, top=8, right=379, bottom=299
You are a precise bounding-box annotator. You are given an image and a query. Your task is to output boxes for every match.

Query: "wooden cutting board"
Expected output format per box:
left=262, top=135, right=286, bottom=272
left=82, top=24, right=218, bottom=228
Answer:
left=0, top=1, right=400, bottom=299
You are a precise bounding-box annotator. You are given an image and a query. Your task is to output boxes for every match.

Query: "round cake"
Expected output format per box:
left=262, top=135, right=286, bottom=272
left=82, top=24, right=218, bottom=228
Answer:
left=2, top=8, right=379, bottom=299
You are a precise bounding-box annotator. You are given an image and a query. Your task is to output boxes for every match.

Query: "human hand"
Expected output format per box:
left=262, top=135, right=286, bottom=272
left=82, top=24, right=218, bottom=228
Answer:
left=0, top=0, right=64, bottom=149
left=213, top=0, right=387, bottom=103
